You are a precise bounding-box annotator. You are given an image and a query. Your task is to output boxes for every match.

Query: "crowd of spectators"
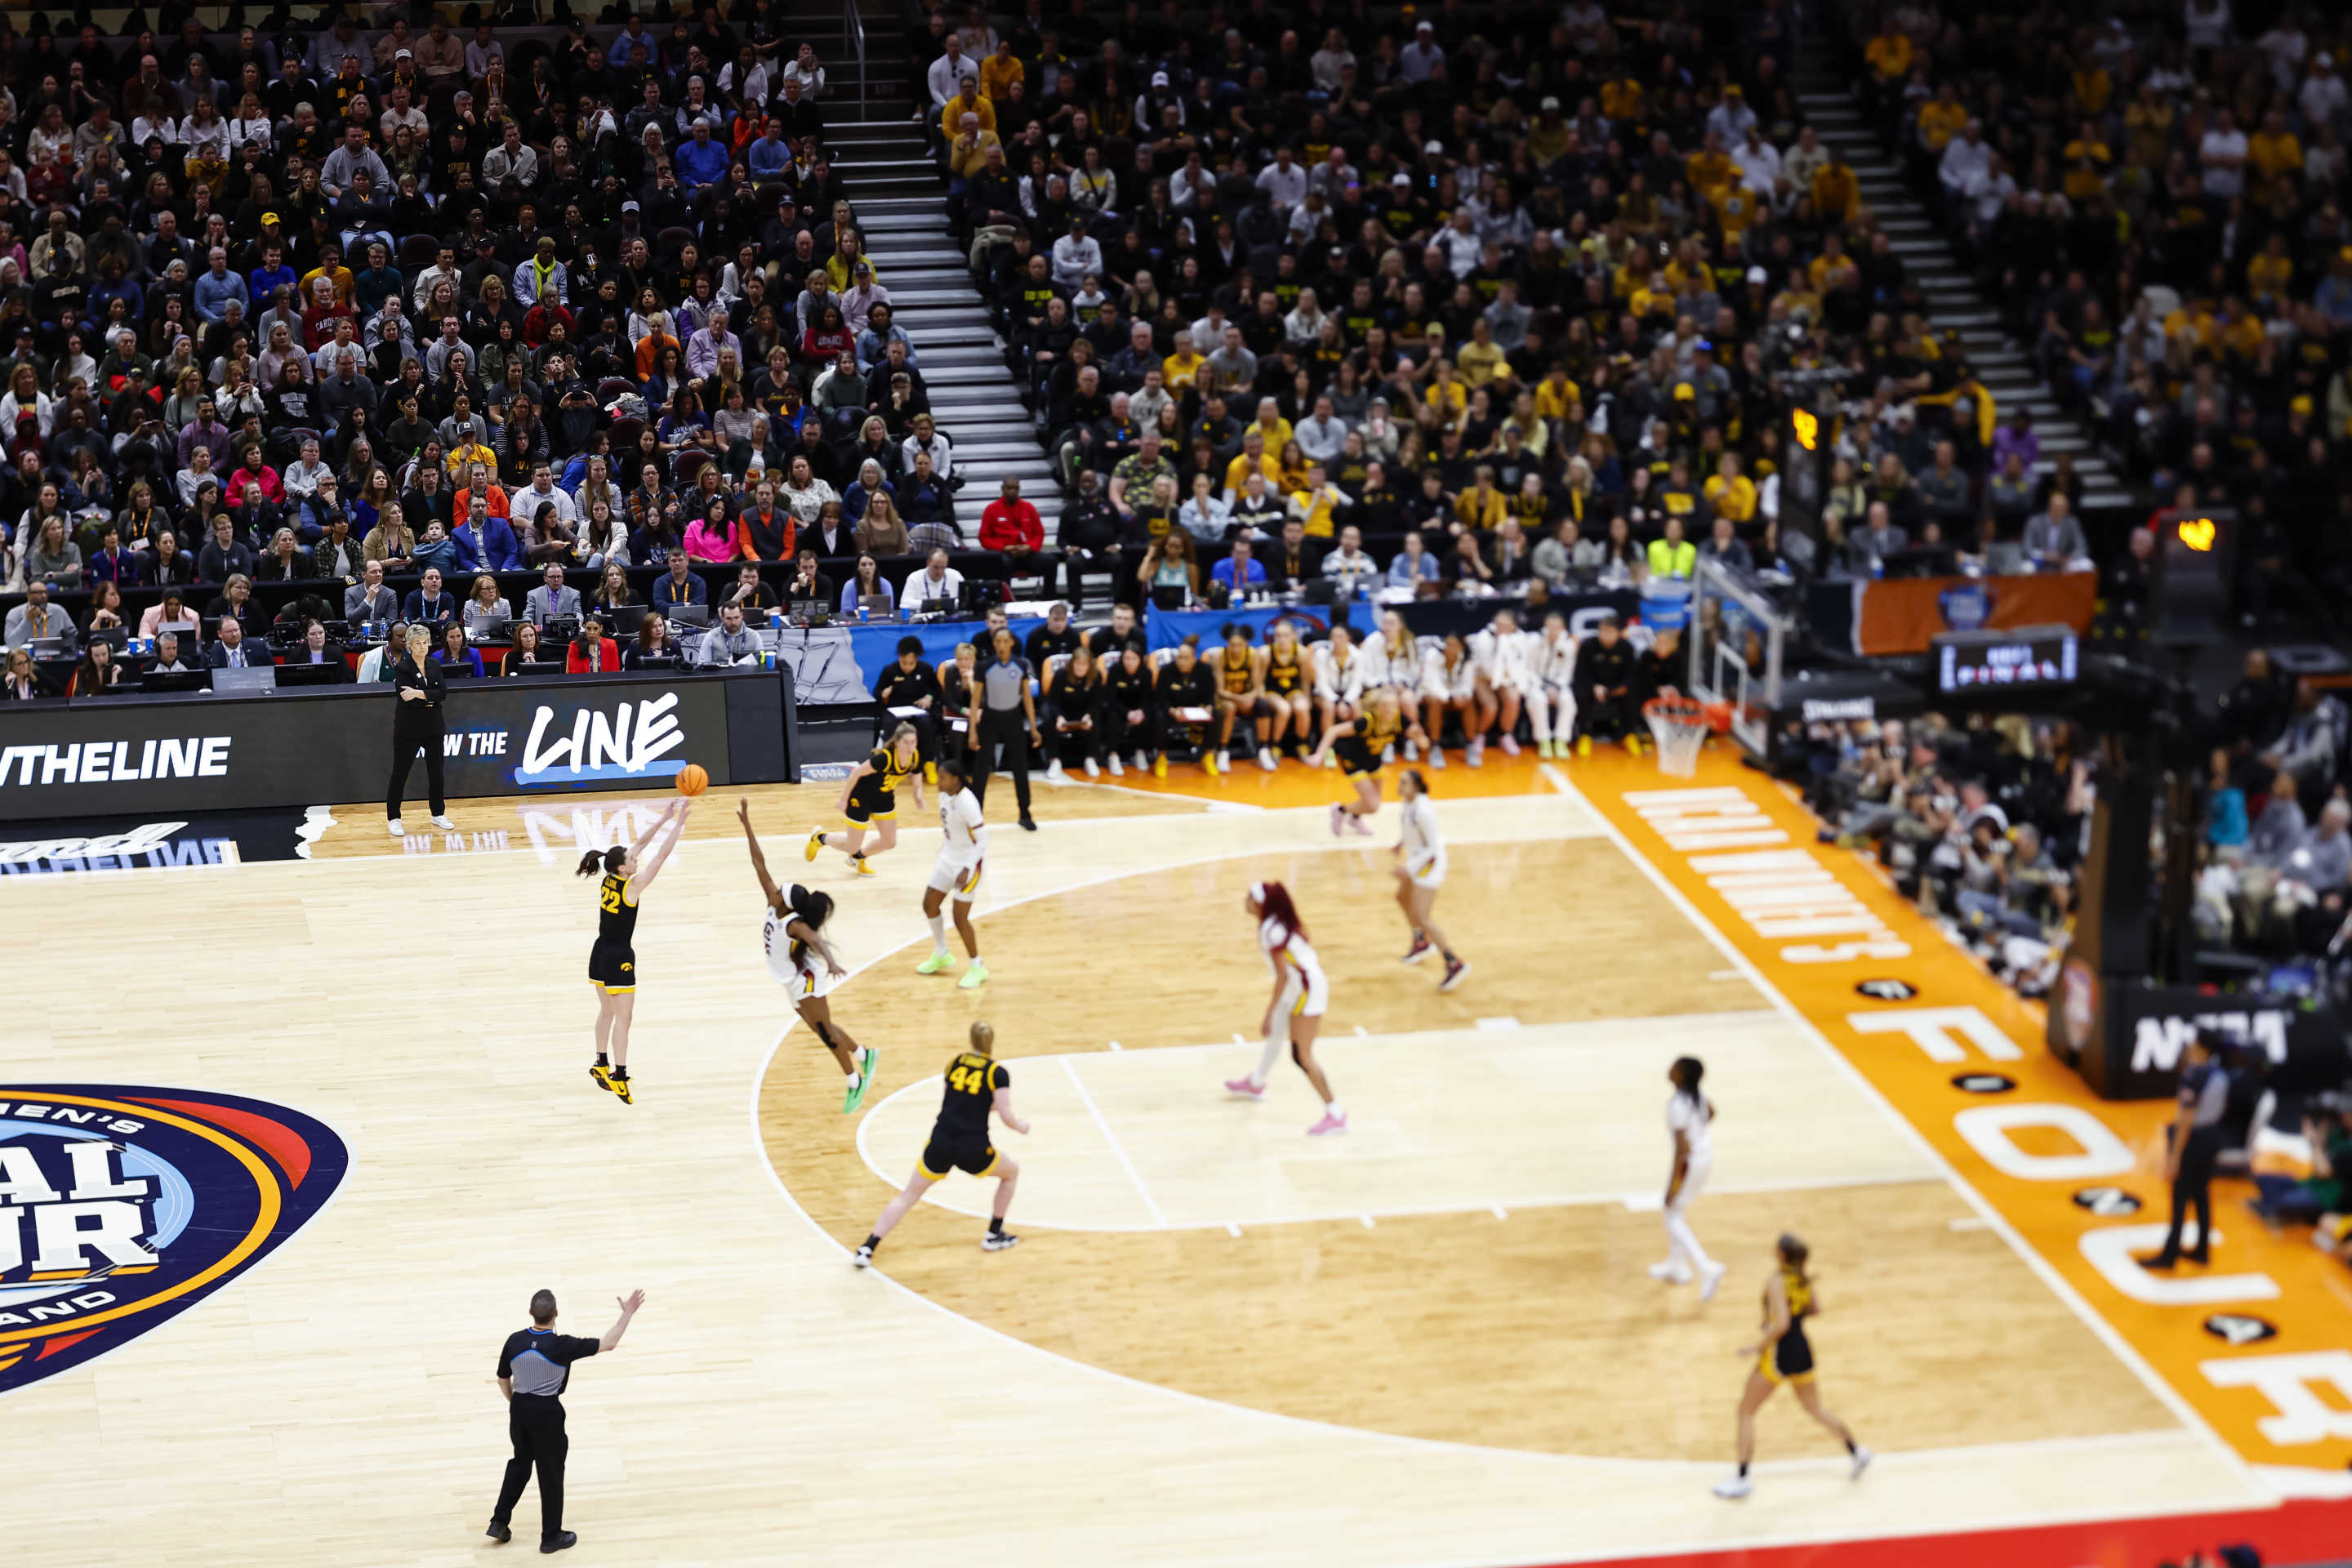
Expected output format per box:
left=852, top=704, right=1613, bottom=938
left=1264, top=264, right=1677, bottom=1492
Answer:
left=913, top=0, right=2165, bottom=613
left=1796, top=650, right=2352, bottom=1004
left=1801, top=708, right=2089, bottom=996
left=0, top=0, right=1034, bottom=688
left=1840, top=0, right=2352, bottom=619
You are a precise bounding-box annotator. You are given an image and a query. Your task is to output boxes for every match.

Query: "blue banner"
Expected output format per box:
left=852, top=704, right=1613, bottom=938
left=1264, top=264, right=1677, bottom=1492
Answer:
left=1144, top=592, right=1642, bottom=653
left=1146, top=604, right=1336, bottom=653
left=774, top=618, right=1048, bottom=704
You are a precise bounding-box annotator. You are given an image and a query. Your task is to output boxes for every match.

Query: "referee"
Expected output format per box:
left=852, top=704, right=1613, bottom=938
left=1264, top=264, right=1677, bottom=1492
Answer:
left=2140, top=1031, right=2230, bottom=1270
left=967, top=624, right=1040, bottom=831
left=488, top=1286, right=644, bottom=1553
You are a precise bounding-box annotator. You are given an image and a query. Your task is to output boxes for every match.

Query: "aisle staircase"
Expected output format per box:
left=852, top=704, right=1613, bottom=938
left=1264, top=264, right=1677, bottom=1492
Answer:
left=829, top=117, right=1060, bottom=541
left=1792, top=65, right=2134, bottom=516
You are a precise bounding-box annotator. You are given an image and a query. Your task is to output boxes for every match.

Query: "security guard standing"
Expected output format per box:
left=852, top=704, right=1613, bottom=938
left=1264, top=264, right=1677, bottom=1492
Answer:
left=2140, top=1031, right=2230, bottom=1270
left=488, top=1287, right=644, bottom=1552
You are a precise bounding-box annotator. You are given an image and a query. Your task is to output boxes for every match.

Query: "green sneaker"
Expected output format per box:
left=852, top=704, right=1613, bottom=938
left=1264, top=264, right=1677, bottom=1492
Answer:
left=844, top=1049, right=878, bottom=1113
left=958, top=960, right=988, bottom=990
left=916, top=951, right=953, bottom=975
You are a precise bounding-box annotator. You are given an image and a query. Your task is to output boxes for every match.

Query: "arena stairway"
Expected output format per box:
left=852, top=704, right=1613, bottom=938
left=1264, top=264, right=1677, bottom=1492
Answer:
left=832, top=118, right=1061, bottom=543
left=1793, top=55, right=2135, bottom=516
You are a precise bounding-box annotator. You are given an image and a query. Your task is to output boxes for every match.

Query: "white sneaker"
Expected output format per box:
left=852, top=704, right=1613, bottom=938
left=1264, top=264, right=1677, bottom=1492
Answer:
left=1499, top=734, right=1521, bottom=756
left=1466, top=737, right=1484, bottom=768
left=430, top=814, right=456, bottom=831
left=1107, top=753, right=1125, bottom=777
left=1402, top=740, right=1419, bottom=760
left=1647, top=1261, right=1693, bottom=1284
left=1850, top=1445, right=1873, bottom=1480
left=1712, top=1475, right=1753, bottom=1500
left=1046, top=760, right=1068, bottom=782
left=387, top=819, right=404, bottom=836
left=1428, top=746, right=1446, bottom=769
left=1132, top=751, right=1149, bottom=771
left=1217, top=749, right=1232, bottom=771
left=1084, top=756, right=1100, bottom=777
left=1257, top=746, right=1276, bottom=771
left=1699, top=1262, right=1728, bottom=1301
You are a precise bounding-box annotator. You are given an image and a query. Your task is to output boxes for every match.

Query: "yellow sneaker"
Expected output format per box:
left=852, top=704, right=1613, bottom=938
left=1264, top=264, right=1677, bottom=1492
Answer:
left=804, top=830, right=824, bottom=862
left=1576, top=736, right=1592, bottom=757
left=608, top=1071, right=634, bottom=1105
left=853, top=856, right=877, bottom=876
left=1152, top=754, right=1168, bottom=777
left=1204, top=751, right=1220, bottom=775
left=924, top=762, right=938, bottom=785
left=916, top=951, right=953, bottom=975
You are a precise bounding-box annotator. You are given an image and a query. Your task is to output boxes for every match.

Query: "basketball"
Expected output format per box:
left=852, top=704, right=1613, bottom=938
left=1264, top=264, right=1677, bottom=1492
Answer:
left=675, top=764, right=708, bottom=796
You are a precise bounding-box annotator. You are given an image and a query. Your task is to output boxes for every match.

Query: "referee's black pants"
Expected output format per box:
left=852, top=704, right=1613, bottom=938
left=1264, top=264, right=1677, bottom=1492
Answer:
left=967, top=707, right=1032, bottom=816
left=491, top=1397, right=568, bottom=1541
left=2155, top=1126, right=2221, bottom=1264
left=389, top=722, right=446, bottom=821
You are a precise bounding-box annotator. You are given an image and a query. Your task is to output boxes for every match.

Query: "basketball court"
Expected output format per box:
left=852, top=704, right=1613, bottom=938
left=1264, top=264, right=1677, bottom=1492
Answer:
left=7, top=742, right=2352, bottom=1566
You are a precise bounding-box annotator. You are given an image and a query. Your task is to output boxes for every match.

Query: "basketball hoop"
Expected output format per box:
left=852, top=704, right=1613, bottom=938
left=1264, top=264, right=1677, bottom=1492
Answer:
left=1644, top=695, right=1712, bottom=777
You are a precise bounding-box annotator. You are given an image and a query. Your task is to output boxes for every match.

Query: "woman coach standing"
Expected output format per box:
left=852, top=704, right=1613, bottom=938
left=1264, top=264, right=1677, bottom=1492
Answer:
left=968, top=626, right=1041, bottom=831
left=389, top=624, right=455, bottom=836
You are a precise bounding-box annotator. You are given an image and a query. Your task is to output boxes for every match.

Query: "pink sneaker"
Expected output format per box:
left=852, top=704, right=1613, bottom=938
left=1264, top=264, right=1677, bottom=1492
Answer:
left=1499, top=734, right=1521, bottom=756
left=1223, top=1076, right=1266, bottom=1099
left=1329, top=804, right=1345, bottom=837
left=1307, top=1110, right=1348, bottom=1136
left=1346, top=812, right=1373, bottom=837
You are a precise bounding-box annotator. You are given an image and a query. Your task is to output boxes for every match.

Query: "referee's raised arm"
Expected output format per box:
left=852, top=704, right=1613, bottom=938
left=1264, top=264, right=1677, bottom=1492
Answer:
left=599, top=1290, right=646, bottom=1352
left=486, top=1287, right=644, bottom=1553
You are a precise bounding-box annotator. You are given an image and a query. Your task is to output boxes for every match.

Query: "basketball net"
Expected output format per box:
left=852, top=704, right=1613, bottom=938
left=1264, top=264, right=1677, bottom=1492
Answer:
left=1643, top=696, right=1710, bottom=778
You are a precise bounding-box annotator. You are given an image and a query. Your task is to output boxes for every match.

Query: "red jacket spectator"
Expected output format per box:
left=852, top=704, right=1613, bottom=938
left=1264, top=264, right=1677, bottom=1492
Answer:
left=565, top=635, right=623, bottom=673
left=980, top=494, right=1044, bottom=551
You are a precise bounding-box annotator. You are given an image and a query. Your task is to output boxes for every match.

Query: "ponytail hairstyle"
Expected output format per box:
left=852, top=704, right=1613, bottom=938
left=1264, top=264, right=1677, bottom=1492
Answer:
left=1672, top=1055, right=1707, bottom=1116
left=1776, top=1232, right=1811, bottom=1286
left=783, top=883, right=833, bottom=964
left=788, top=883, right=832, bottom=929
left=1249, top=879, right=1307, bottom=942
left=576, top=844, right=627, bottom=878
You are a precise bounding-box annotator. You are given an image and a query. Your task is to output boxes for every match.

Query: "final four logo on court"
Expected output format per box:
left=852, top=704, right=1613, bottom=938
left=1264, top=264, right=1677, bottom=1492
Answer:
left=0, top=1087, right=349, bottom=1394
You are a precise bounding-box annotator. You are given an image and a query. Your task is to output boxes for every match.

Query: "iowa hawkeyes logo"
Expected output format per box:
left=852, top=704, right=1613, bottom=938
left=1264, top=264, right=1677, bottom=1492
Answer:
left=0, top=1087, right=348, bottom=1395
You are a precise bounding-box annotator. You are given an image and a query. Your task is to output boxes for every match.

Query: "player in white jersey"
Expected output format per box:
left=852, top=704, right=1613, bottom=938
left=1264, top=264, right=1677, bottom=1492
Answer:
left=1393, top=769, right=1469, bottom=991
left=1223, top=880, right=1347, bottom=1134
left=739, top=800, right=876, bottom=1112
left=1468, top=608, right=1535, bottom=759
left=1653, top=1056, right=1727, bottom=1298
left=1419, top=632, right=1477, bottom=768
left=1356, top=610, right=1423, bottom=759
left=1526, top=609, right=1579, bottom=758
left=916, top=756, right=991, bottom=990
left=1312, top=621, right=1366, bottom=751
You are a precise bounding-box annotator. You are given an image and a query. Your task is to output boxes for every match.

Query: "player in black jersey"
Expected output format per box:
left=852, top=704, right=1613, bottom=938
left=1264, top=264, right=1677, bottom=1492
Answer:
left=573, top=798, right=692, bottom=1104
left=807, top=723, right=924, bottom=877
left=1308, top=688, right=1428, bottom=837
left=853, top=1020, right=1031, bottom=1266
left=1714, top=1234, right=1872, bottom=1499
